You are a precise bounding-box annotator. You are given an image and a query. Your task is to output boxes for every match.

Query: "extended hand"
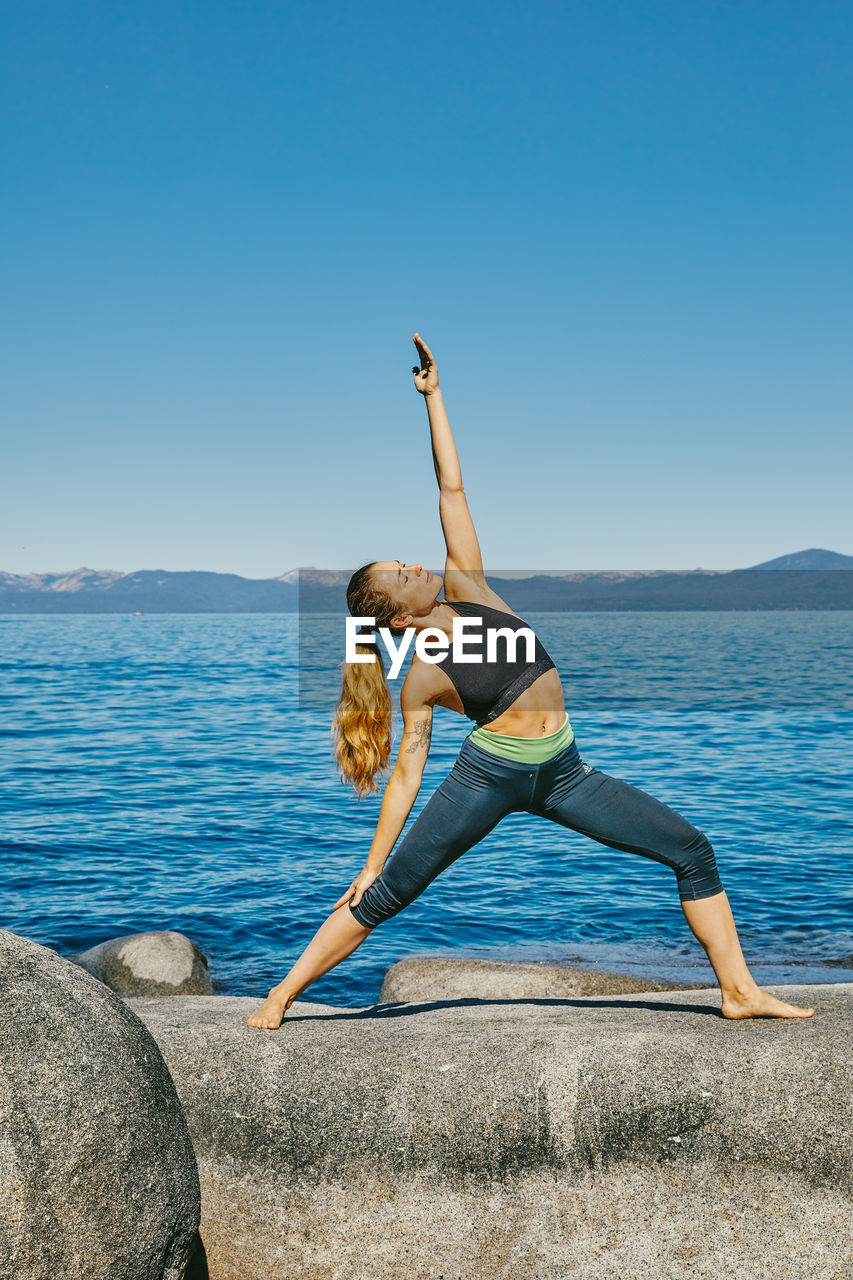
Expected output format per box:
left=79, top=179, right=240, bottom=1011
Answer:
left=333, top=866, right=379, bottom=910
left=412, top=333, right=439, bottom=396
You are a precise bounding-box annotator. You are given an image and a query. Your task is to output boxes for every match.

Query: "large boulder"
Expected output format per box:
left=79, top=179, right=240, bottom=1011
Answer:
left=379, top=955, right=702, bottom=1002
left=0, top=930, right=202, bottom=1280
left=67, top=930, right=213, bottom=996
left=127, top=983, right=852, bottom=1280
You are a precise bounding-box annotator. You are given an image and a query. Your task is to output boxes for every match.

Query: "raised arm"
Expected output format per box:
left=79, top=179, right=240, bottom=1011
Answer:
left=333, top=663, right=434, bottom=911
left=412, top=333, right=484, bottom=582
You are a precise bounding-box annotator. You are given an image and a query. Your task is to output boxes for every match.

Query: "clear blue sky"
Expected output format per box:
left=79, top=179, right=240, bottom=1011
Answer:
left=3, top=0, right=851, bottom=576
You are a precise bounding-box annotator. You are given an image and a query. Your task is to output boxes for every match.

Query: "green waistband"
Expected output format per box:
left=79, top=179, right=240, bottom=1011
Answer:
left=468, top=712, right=574, bottom=763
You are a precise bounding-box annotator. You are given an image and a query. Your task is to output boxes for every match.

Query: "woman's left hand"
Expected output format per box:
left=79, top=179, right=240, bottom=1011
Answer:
left=333, top=866, right=379, bottom=910
left=412, top=333, right=439, bottom=396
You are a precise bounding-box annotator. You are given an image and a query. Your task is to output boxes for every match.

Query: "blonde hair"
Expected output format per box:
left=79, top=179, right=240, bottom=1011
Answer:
left=331, top=563, right=406, bottom=800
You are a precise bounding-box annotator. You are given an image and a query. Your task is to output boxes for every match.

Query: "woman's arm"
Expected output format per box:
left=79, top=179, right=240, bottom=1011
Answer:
left=412, top=333, right=484, bottom=579
left=333, top=668, right=434, bottom=909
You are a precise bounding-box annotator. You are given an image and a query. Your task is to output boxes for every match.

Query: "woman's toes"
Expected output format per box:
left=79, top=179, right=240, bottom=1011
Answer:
left=247, top=991, right=293, bottom=1029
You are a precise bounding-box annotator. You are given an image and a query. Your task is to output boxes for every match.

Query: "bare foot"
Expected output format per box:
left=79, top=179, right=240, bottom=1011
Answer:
left=721, top=987, right=815, bottom=1020
left=247, top=989, right=295, bottom=1030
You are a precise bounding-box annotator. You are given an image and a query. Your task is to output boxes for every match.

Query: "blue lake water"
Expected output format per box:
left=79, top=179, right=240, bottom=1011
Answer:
left=1, top=611, right=851, bottom=1006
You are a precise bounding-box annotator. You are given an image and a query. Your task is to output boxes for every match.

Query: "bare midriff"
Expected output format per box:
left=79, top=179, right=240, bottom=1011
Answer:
left=478, top=667, right=566, bottom=737
left=433, top=665, right=567, bottom=738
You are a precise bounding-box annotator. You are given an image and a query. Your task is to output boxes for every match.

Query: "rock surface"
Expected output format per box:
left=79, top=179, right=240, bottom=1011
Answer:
left=379, top=955, right=703, bottom=1002
left=0, top=929, right=202, bottom=1280
left=68, top=929, right=213, bottom=996
left=127, top=983, right=852, bottom=1280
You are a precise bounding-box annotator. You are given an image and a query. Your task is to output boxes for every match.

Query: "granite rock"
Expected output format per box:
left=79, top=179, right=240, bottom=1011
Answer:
left=379, top=954, right=703, bottom=1002
left=0, top=929, right=202, bottom=1280
left=68, top=929, right=213, bottom=996
left=127, top=982, right=852, bottom=1280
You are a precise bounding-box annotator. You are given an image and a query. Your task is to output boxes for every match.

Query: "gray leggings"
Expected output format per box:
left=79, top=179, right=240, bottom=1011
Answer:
left=349, top=733, right=724, bottom=929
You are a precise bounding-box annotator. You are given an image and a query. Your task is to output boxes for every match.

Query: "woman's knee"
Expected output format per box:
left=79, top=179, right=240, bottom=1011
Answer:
left=676, top=829, right=724, bottom=899
left=349, top=876, right=406, bottom=929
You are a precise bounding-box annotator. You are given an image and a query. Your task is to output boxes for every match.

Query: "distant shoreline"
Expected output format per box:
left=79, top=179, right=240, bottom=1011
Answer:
left=2, top=554, right=852, bottom=613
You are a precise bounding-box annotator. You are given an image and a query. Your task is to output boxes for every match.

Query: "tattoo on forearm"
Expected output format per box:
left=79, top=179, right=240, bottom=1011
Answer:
left=404, top=719, right=432, bottom=753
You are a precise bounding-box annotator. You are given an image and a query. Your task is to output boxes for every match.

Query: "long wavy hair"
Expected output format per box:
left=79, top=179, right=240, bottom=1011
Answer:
left=332, top=562, right=407, bottom=800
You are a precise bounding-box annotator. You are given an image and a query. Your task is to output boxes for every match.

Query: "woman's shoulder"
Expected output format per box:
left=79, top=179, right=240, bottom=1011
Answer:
left=443, top=569, right=524, bottom=622
left=405, top=651, right=449, bottom=692
left=405, top=650, right=460, bottom=710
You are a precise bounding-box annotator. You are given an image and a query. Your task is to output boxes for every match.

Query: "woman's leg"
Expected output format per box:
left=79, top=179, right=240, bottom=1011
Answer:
left=533, top=754, right=814, bottom=1018
left=248, top=740, right=525, bottom=1029
left=247, top=905, right=373, bottom=1028
left=681, top=892, right=813, bottom=1018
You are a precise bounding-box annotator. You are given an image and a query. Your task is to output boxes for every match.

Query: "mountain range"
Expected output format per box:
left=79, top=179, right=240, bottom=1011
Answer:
left=0, top=549, right=851, bottom=614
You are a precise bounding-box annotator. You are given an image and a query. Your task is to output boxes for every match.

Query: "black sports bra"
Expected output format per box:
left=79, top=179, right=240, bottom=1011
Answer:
left=435, top=600, right=557, bottom=725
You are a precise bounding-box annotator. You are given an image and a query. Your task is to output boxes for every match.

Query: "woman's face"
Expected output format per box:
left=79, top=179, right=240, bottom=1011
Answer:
left=371, top=560, right=443, bottom=624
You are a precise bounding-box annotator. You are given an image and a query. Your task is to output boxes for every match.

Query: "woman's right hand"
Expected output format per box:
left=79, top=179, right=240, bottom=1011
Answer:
left=412, top=333, right=440, bottom=396
left=333, top=866, right=379, bottom=910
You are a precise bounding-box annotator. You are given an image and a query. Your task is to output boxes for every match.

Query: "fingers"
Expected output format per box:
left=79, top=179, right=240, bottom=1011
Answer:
left=336, top=872, right=375, bottom=910
left=412, top=333, right=434, bottom=367
left=409, top=332, right=427, bottom=368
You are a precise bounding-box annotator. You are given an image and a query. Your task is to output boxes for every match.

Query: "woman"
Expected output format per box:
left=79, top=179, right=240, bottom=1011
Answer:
left=248, top=335, right=814, bottom=1029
